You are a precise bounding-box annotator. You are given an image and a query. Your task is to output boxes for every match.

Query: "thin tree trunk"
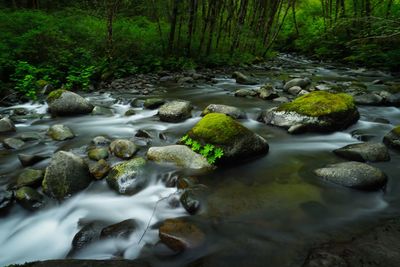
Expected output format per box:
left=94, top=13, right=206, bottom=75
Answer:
left=168, top=0, right=179, bottom=53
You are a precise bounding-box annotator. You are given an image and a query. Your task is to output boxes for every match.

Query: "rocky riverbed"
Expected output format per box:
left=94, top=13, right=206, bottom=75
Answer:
left=1, top=54, right=400, bottom=267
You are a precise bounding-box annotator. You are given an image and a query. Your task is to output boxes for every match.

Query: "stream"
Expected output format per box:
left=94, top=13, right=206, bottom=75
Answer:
left=1, top=54, right=400, bottom=267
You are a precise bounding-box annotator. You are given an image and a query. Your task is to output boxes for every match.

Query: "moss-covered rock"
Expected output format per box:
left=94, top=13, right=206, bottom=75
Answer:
left=16, top=168, right=44, bottom=188
left=109, top=139, right=138, bottom=159
left=87, top=148, right=109, bottom=161
left=143, top=98, right=165, bottom=109
left=2, top=137, right=25, bottom=149
left=88, top=159, right=110, bottom=180
left=383, top=126, right=400, bottom=150
left=47, top=124, right=75, bottom=141
left=184, top=113, right=269, bottom=164
left=47, top=90, right=94, bottom=116
left=106, top=157, right=147, bottom=195
left=260, top=91, right=359, bottom=134
left=0, top=117, right=16, bottom=133
left=15, top=186, right=44, bottom=211
left=43, top=151, right=92, bottom=200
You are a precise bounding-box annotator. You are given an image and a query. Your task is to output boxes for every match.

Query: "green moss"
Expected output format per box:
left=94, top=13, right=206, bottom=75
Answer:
left=36, top=79, right=49, bottom=88
left=392, top=126, right=400, bottom=136
left=188, top=113, right=248, bottom=145
left=113, top=157, right=146, bottom=176
left=47, top=89, right=67, bottom=103
left=278, top=91, right=355, bottom=117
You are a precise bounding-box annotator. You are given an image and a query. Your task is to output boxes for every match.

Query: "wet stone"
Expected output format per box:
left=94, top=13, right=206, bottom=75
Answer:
left=15, top=186, right=44, bottom=211
left=88, top=159, right=110, bottom=180
left=16, top=168, right=45, bottom=188
left=100, top=219, right=138, bottom=240
left=3, top=138, right=25, bottom=149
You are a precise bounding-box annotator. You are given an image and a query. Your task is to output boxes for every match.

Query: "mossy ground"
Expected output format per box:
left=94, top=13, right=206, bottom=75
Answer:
left=47, top=89, right=67, bottom=103
left=188, top=113, right=249, bottom=145
left=278, top=91, right=355, bottom=117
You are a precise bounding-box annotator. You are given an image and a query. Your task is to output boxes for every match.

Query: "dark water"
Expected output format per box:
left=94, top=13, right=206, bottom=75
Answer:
left=1, top=55, right=400, bottom=267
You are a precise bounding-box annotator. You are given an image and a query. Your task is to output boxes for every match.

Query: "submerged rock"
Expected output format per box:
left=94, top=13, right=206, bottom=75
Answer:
left=106, top=157, right=147, bottom=195
left=354, top=93, right=383, bottom=105
left=92, top=106, right=113, bottom=116
left=159, top=218, right=205, bottom=252
left=184, top=113, right=269, bottom=164
left=143, top=98, right=166, bottom=109
left=234, top=88, right=258, bottom=97
left=110, top=139, right=138, bottom=159
left=158, top=100, right=192, bottom=122
left=15, top=186, right=44, bottom=211
left=47, top=124, right=75, bottom=141
left=2, top=137, right=25, bottom=149
left=47, top=89, right=94, bottom=116
left=383, top=126, right=400, bottom=150
left=0, top=190, right=14, bottom=214
left=42, top=151, right=91, bottom=199
left=202, top=104, right=246, bottom=119
left=259, top=91, right=359, bottom=134
left=314, top=161, right=387, bottom=190
left=333, top=142, right=390, bottom=162
left=16, top=168, right=44, bottom=188
left=0, top=117, right=16, bottom=133
left=232, top=71, right=257, bottom=85
left=69, top=221, right=106, bottom=256
left=147, top=145, right=213, bottom=172
left=18, top=153, right=48, bottom=167
left=100, top=219, right=138, bottom=239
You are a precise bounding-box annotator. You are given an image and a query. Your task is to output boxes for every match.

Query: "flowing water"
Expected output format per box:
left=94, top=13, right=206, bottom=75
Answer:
left=1, top=55, right=400, bottom=267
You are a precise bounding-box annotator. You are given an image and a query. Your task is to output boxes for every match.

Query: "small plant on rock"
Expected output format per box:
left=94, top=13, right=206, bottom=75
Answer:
left=180, top=135, right=224, bottom=164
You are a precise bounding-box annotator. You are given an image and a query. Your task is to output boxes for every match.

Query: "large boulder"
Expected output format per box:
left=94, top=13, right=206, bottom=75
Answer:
left=259, top=91, right=359, bottom=134
left=47, top=124, right=75, bottom=141
left=201, top=104, right=246, bottom=119
left=232, top=71, right=257, bottom=85
left=0, top=117, right=16, bottom=133
left=283, top=78, right=311, bottom=91
left=147, top=145, right=213, bottom=172
left=183, top=113, right=269, bottom=164
left=47, top=89, right=94, bottom=116
left=333, top=142, right=390, bottom=162
left=383, top=126, right=400, bottom=150
left=42, top=151, right=92, bottom=199
left=159, top=100, right=192, bottom=122
left=106, top=157, right=147, bottom=195
left=314, top=161, right=387, bottom=190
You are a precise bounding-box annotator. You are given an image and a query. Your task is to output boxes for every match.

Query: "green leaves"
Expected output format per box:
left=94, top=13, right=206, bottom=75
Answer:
left=180, top=135, right=224, bottom=165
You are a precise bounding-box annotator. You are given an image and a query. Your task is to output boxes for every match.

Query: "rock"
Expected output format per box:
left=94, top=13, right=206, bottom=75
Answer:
left=383, top=126, right=400, bottom=150
left=288, top=86, right=302, bottom=95
left=88, top=159, right=110, bottom=180
left=260, top=91, right=359, bottom=134
left=234, top=89, right=258, bottom=97
left=299, top=89, right=310, bottom=95
left=143, top=98, right=165, bottom=109
left=184, top=113, right=269, bottom=164
left=159, top=76, right=175, bottom=82
left=106, top=157, right=147, bottom=195
left=283, top=78, right=311, bottom=91
left=384, top=92, right=400, bottom=106
left=201, top=104, right=246, bottom=119
left=232, top=71, right=257, bottom=85
left=351, top=129, right=375, bottom=142
left=18, top=154, right=48, bottom=167
left=354, top=93, right=383, bottom=105
left=147, top=145, right=213, bottom=172
left=47, top=124, right=75, bottom=141
left=135, top=129, right=152, bottom=139
left=42, top=151, right=91, bottom=199
left=15, top=186, right=44, bottom=211
left=16, top=168, right=44, bottom=188
left=19, top=132, right=42, bottom=141
left=0, top=190, right=13, bottom=214
left=109, top=139, right=138, bottom=159
left=124, top=109, right=136, bottom=116
left=273, top=96, right=290, bottom=103
left=333, top=143, right=390, bottom=162
left=315, top=84, right=332, bottom=91
left=88, top=148, right=109, bottom=161
left=0, top=117, right=16, bottom=133
left=372, top=79, right=384, bottom=84
left=92, top=106, right=113, bottom=116
left=11, top=108, right=29, bottom=116
left=47, top=90, right=94, bottom=116
left=314, top=161, right=387, bottom=190
left=100, top=219, right=138, bottom=239
left=159, top=218, right=205, bottom=252
left=159, top=100, right=192, bottom=123
left=177, top=77, right=194, bottom=84
left=180, top=189, right=202, bottom=215
left=3, top=137, right=25, bottom=149
left=15, top=259, right=149, bottom=267
left=69, top=221, right=105, bottom=256
left=258, top=84, right=279, bottom=100
left=90, top=136, right=111, bottom=147
left=304, top=251, right=347, bottom=267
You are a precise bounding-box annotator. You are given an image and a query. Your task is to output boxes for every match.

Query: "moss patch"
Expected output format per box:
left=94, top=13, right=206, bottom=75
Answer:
left=392, top=126, right=400, bottom=136
left=112, top=157, right=146, bottom=176
left=188, top=113, right=249, bottom=145
left=278, top=91, right=355, bottom=117
left=47, top=89, right=67, bottom=103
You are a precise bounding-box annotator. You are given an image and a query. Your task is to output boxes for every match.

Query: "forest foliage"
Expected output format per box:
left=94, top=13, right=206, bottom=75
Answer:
left=0, top=0, right=399, bottom=98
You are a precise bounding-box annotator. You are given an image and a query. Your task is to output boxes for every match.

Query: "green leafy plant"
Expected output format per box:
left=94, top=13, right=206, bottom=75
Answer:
left=180, top=135, right=224, bottom=165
